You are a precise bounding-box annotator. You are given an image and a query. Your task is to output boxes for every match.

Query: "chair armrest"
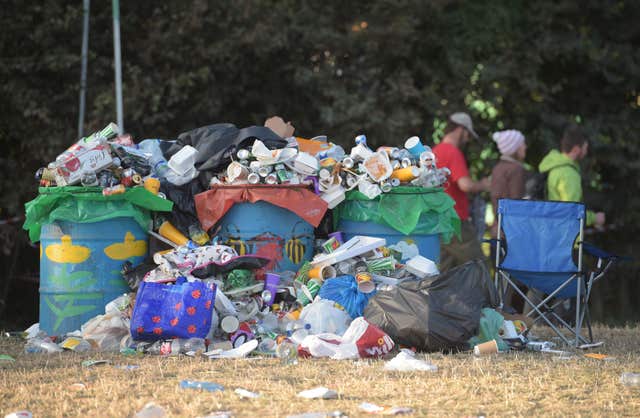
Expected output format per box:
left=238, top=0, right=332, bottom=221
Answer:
left=583, top=242, right=631, bottom=262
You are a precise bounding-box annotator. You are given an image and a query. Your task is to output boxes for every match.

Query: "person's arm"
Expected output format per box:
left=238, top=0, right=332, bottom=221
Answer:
left=458, top=176, right=490, bottom=193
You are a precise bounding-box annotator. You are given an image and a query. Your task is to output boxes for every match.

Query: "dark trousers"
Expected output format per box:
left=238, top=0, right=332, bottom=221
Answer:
left=439, top=220, right=486, bottom=272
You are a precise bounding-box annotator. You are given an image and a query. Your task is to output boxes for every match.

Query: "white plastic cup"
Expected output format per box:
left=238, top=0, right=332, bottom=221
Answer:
left=220, top=316, right=240, bottom=334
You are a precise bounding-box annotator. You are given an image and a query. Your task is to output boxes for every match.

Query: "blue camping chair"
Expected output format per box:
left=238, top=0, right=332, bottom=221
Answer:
left=494, top=199, right=623, bottom=347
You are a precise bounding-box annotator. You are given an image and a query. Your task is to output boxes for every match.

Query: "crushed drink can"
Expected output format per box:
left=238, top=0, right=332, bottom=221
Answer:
left=80, top=171, right=98, bottom=186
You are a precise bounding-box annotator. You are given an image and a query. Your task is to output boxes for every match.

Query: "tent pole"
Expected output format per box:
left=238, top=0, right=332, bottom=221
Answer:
left=77, top=0, right=90, bottom=138
left=112, top=0, right=124, bottom=131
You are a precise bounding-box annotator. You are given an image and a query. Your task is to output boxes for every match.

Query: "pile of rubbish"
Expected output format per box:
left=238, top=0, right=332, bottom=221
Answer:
left=21, top=118, right=548, bottom=363
left=208, top=133, right=450, bottom=209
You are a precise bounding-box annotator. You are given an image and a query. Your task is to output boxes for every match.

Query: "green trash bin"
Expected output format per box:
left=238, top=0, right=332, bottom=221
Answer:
left=333, top=187, right=460, bottom=262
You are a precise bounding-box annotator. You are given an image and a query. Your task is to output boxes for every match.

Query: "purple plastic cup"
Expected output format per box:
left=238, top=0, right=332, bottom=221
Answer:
left=262, top=273, right=281, bottom=306
left=328, top=231, right=344, bottom=244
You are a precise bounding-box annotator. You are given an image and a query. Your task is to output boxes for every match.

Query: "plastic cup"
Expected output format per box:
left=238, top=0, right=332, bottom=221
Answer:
left=473, top=339, right=499, bottom=356
left=297, top=279, right=322, bottom=305
left=158, top=221, right=189, bottom=246
left=355, top=271, right=376, bottom=293
left=220, top=316, right=240, bottom=334
left=144, top=177, right=161, bottom=194
left=308, top=265, right=337, bottom=281
left=404, top=136, right=426, bottom=158
left=263, top=273, right=280, bottom=306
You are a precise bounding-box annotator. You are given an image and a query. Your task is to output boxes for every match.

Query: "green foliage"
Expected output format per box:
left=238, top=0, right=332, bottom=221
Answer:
left=1, top=0, right=639, bottom=227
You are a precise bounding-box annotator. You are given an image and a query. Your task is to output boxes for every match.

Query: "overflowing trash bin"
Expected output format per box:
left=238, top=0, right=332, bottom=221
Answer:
left=18, top=118, right=546, bottom=374
left=24, top=185, right=172, bottom=335
left=334, top=186, right=460, bottom=262
left=195, top=184, right=327, bottom=273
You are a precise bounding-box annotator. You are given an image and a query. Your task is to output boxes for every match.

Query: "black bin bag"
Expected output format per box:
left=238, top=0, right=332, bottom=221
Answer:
left=364, top=259, right=498, bottom=352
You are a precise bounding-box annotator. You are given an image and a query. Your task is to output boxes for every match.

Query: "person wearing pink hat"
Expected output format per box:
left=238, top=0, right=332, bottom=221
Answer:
left=489, top=129, right=528, bottom=237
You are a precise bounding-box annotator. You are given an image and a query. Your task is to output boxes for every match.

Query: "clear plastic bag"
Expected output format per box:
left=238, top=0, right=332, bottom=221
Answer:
left=298, top=298, right=351, bottom=336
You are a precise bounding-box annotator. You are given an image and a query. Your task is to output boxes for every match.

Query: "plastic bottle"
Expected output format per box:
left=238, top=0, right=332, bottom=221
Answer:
left=138, top=139, right=170, bottom=179
left=291, top=323, right=312, bottom=345
left=620, top=372, right=640, bottom=387
left=258, top=313, right=279, bottom=333
left=179, top=380, right=224, bottom=392
left=144, top=338, right=206, bottom=355
left=24, top=338, right=63, bottom=354
left=275, top=338, right=298, bottom=365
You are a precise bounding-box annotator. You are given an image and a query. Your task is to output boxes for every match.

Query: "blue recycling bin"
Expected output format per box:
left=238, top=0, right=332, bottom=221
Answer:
left=39, top=217, right=148, bottom=335
left=216, top=201, right=314, bottom=273
left=338, top=218, right=440, bottom=263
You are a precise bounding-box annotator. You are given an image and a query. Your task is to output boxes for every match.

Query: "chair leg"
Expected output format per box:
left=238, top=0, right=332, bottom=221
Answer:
left=500, top=273, right=573, bottom=346
left=584, top=305, right=594, bottom=343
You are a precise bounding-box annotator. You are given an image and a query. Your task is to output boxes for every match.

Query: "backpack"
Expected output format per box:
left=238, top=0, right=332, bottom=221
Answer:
left=524, top=164, right=576, bottom=200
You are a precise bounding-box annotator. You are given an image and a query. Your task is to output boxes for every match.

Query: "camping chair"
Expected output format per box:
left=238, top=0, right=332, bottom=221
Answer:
left=494, top=199, right=622, bottom=347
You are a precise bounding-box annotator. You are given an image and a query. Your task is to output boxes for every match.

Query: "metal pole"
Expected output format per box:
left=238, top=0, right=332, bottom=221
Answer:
left=112, top=0, right=124, bottom=131
left=77, top=0, right=90, bottom=138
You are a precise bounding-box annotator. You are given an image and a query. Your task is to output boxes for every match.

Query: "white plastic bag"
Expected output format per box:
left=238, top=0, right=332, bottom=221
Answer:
left=384, top=349, right=438, bottom=372
left=299, top=298, right=351, bottom=336
left=299, top=317, right=394, bottom=360
left=81, top=313, right=130, bottom=352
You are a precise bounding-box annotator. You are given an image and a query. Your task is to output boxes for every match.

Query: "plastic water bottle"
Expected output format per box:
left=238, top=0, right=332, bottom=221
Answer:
left=620, top=373, right=640, bottom=387
left=144, top=338, right=206, bottom=355
left=258, top=313, right=279, bottom=333
left=291, top=323, right=312, bottom=345
left=138, top=139, right=170, bottom=179
left=24, top=338, right=63, bottom=354
left=276, top=339, right=298, bottom=365
left=179, top=380, right=224, bottom=392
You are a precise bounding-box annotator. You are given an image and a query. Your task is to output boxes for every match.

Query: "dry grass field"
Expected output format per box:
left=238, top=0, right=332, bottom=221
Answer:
left=1, top=325, right=639, bottom=417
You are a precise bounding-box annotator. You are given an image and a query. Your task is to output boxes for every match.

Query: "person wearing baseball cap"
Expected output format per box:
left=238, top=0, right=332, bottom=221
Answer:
left=433, top=112, right=490, bottom=272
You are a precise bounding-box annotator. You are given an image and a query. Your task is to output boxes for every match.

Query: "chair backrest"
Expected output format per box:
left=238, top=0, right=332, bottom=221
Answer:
left=497, top=199, right=585, bottom=273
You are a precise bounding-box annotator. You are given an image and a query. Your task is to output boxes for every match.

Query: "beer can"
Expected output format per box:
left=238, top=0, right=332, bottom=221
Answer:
left=258, top=165, right=273, bottom=177
left=247, top=172, right=261, bottom=184
left=120, top=168, right=137, bottom=187
left=237, top=149, right=251, bottom=160
left=342, top=157, right=354, bottom=169
left=265, top=173, right=279, bottom=184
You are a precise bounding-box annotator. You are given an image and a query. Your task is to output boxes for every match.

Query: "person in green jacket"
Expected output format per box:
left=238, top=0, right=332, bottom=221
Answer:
left=538, top=123, right=605, bottom=227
